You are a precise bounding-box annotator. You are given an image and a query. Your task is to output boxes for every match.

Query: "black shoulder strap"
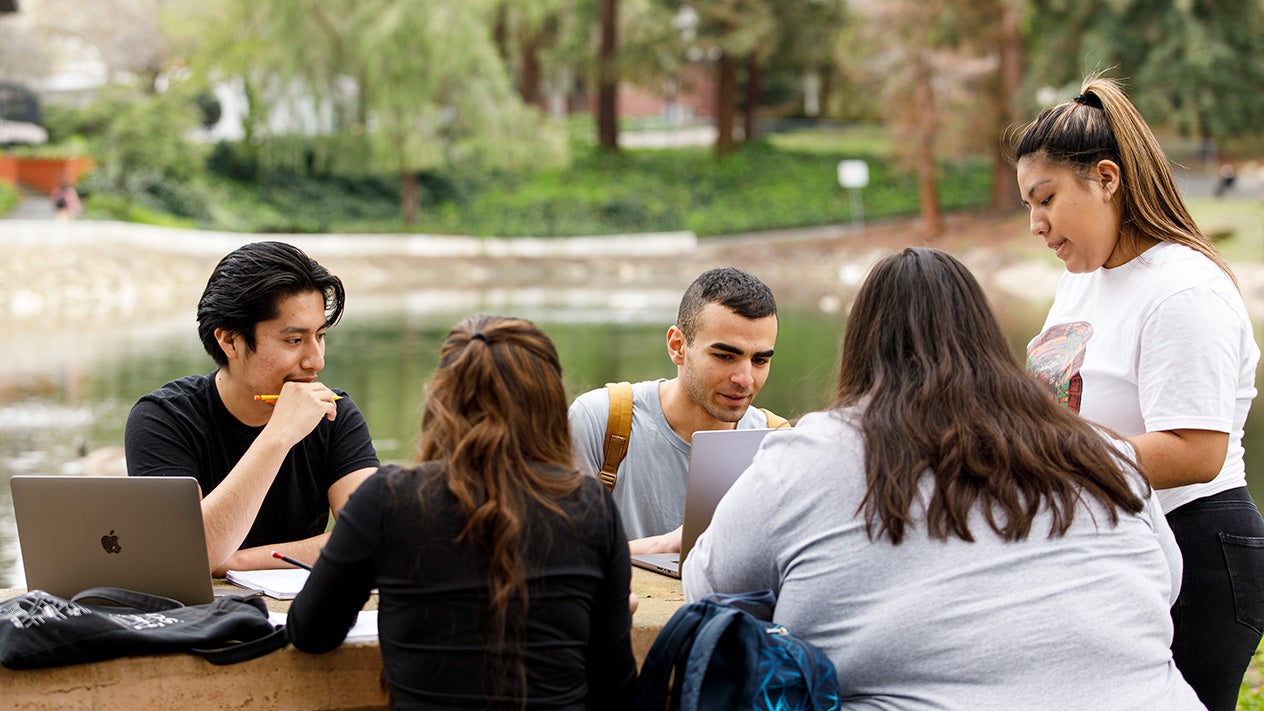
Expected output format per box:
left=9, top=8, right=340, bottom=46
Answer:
left=71, top=587, right=183, bottom=611
left=192, top=625, right=290, bottom=665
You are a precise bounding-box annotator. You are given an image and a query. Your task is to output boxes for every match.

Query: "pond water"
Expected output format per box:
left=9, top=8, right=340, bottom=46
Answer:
left=2, top=288, right=1262, bottom=587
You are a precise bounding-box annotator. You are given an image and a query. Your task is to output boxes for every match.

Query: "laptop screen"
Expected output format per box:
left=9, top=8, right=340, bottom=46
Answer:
left=11, top=475, right=214, bottom=604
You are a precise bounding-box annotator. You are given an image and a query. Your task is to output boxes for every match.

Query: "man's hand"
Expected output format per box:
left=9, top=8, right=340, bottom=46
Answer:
left=261, top=382, right=340, bottom=448
left=628, top=525, right=682, bottom=555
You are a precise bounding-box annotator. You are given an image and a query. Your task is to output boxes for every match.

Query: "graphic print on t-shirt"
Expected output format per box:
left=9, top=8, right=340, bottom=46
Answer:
left=1026, top=321, right=1093, bottom=413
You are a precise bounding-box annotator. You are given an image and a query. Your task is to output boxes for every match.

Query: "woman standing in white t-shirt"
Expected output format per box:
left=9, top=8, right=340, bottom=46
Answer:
left=1015, top=74, right=1264, bottom=711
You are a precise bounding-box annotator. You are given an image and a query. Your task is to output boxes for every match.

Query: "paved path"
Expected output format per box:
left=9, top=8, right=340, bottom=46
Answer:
left=3, top=188, right=55, bottom=220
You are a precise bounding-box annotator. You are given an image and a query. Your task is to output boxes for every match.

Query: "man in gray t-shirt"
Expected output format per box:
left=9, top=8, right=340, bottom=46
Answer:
left=568, top=267, right=779, bottom=555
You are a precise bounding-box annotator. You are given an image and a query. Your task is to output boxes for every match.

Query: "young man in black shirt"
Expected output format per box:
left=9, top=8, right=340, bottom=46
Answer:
left=126, top=241, right=378, bottom=575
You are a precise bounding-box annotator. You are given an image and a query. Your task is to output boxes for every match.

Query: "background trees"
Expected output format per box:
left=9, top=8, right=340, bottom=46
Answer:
left=170, top=0, right=564, bottom=223
left=3, top=0, right=1264, bottom=233
left=1027, top=0, right=1264, bottom=159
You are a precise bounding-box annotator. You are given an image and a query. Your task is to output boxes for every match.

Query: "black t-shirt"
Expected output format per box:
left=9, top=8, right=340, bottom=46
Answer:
left=286, top=463, right=638, bottom=710
left=124, top=372, right=379, bottom=549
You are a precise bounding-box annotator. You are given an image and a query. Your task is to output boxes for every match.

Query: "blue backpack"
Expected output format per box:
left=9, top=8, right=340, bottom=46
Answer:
left=638, top=590, right=842, bottom=711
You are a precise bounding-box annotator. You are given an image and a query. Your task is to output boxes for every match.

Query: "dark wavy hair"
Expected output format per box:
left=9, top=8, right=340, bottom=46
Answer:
left=416, top=314, right=583, bottom=702
left=834, top=248, right=1145, bottom=544
left=196, top=241, right=345, bottom=366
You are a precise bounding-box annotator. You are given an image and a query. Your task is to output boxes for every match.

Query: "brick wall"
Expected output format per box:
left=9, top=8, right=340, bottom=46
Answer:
left=14, top=156, right=94, bottom=192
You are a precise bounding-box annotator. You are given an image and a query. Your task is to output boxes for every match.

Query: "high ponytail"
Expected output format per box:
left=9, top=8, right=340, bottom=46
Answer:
left=1012, top=73, right=1235, bottom=285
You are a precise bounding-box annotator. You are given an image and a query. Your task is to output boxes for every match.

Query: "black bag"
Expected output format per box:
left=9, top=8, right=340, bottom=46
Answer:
left=0, top=587, right=288, bottom=669
left=638, top=589, right=842, bottom=711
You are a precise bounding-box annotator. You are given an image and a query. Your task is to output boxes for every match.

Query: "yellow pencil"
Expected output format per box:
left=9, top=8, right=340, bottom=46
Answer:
left=254, top=394, right=344, bottom=403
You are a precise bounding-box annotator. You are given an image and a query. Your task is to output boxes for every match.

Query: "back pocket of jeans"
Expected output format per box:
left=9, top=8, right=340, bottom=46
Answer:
left=1221, top=533, right=1264, bottom=635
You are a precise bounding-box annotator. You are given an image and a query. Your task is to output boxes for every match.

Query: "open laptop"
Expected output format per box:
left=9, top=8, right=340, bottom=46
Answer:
left=11, top=475, right=214, bottom=605
left=631, top=428, right=775, bottom=579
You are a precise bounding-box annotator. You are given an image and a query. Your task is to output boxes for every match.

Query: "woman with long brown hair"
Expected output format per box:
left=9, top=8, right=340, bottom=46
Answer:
left=1015, top=75, right=1263, bottom=710
left=684, top=248, right=1199, bottom=708
left=288, top=315, right=637, bottom=709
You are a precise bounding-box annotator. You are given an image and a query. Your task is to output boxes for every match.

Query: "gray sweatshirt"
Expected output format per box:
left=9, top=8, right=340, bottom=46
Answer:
left=684, top=409, right=1203, bottom=711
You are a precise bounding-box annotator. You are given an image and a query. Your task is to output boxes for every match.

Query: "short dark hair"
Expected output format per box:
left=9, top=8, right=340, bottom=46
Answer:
left=676, top=267, right=777, bottom=341
left=196, top=241, right=346, bottom=366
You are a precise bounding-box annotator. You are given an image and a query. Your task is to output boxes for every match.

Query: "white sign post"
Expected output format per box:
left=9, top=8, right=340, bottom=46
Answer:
left=837, top=159, right=869, bottom=230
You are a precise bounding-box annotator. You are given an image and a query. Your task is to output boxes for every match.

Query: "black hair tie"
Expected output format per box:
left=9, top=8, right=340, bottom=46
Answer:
left=1073, top=92, right=1103, bottom=110
left=469, top=332, right=489, bottom=343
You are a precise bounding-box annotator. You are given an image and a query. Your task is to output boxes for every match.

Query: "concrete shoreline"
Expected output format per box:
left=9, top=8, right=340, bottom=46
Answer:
left=4, top=215, right=1263, bottom=370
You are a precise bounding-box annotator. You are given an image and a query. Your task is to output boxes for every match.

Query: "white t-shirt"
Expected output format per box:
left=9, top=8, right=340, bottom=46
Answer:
left=1027, top=241, right=1258, bottom=512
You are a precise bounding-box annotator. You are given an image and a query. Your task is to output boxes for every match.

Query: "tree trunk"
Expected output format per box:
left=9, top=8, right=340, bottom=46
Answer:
left=744, top=53, right=762, bottom=143
left=520, top=35, right=543, bottom=106
left=597, top=0, right=619, bottom=151
left=715, top=51, right=738, bottom=156
left=493, top=5, right=510, bottom=66
left=912, top=49, right=942, bottom=237
left=819, top=68, right=834, bottom=118
left=400, top=170, right=419, bottom=225
left=989, top=1, right=1024, bottom=212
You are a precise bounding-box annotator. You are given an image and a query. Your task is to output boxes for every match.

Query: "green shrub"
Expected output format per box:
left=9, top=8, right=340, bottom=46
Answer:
left=0, top=180, right=16, bottom=216
left=86, top=126, right=998, bottom=237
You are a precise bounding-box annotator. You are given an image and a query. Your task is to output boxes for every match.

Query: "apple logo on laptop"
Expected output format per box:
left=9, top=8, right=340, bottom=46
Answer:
left=101, top=530, right=122, bottom=554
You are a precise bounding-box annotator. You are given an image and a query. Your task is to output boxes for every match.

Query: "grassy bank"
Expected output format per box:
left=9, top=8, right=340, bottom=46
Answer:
left=0, top=181, right=15, bottom=217
left=75, top=125, right=993, bottom=237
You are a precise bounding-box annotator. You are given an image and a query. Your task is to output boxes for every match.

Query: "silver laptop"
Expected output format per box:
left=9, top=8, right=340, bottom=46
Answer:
left=631, top=428, right=775, bottom=578
left=11, top=475, right=214, bottom=605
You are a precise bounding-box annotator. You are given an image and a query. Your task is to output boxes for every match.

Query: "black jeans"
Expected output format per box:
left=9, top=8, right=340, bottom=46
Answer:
left=1167, top=486, right=1264, bottom=711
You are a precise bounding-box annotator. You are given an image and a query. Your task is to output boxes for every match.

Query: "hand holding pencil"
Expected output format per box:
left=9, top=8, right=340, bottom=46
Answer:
left=256, top=383, right=343, bottom=439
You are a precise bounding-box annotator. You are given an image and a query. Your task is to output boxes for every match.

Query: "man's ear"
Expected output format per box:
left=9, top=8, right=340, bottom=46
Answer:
left=214, top=327, right=242, bottom=361
left=1095, top=159, right=1122, bottom=200
left=666, top=325, right=687, bottom=366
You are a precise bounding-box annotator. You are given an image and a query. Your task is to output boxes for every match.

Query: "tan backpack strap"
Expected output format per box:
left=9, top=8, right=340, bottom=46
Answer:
left=599, top=382, right=635, bottom=491
left=759, top=407, right=792, bottom=429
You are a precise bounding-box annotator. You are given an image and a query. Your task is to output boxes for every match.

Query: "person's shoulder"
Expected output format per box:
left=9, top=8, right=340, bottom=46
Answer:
left=568, top=386, right=612, bottom=432
left=328, top=390, right=368, bottom=419
left=376, top=461, right=442, bottom=485
left=133, top=373, right=212, bottom=411
left=761, top=409, right=860, bottom=450
left=570, top=379, right=661, bottom=416
left=1142, top=242, right=1244, bottom=307
left=368, top=462, right=447, bottom=501
left=629, top=379, right=664, bottom=396
left=1141, top=242, right=1227, bottom=283
left=559, top=472, right=621, bottom=528
left=571, top=384, right=613, bottom=408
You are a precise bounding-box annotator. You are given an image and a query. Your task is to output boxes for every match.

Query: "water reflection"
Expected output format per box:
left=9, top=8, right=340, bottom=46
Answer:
left=2, top=287, right=1262, bottom=588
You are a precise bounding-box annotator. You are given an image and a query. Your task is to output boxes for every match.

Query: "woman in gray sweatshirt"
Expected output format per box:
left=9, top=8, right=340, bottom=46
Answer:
left=684, top=248, right=1201, bottom=710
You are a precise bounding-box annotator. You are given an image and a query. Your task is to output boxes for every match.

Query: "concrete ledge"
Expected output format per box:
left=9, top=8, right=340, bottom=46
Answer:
left=0, top=220, right=698, bottom=259
left=0, top=568, right=684, bottom=710
left=5, top=643, right=390, bottom=711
